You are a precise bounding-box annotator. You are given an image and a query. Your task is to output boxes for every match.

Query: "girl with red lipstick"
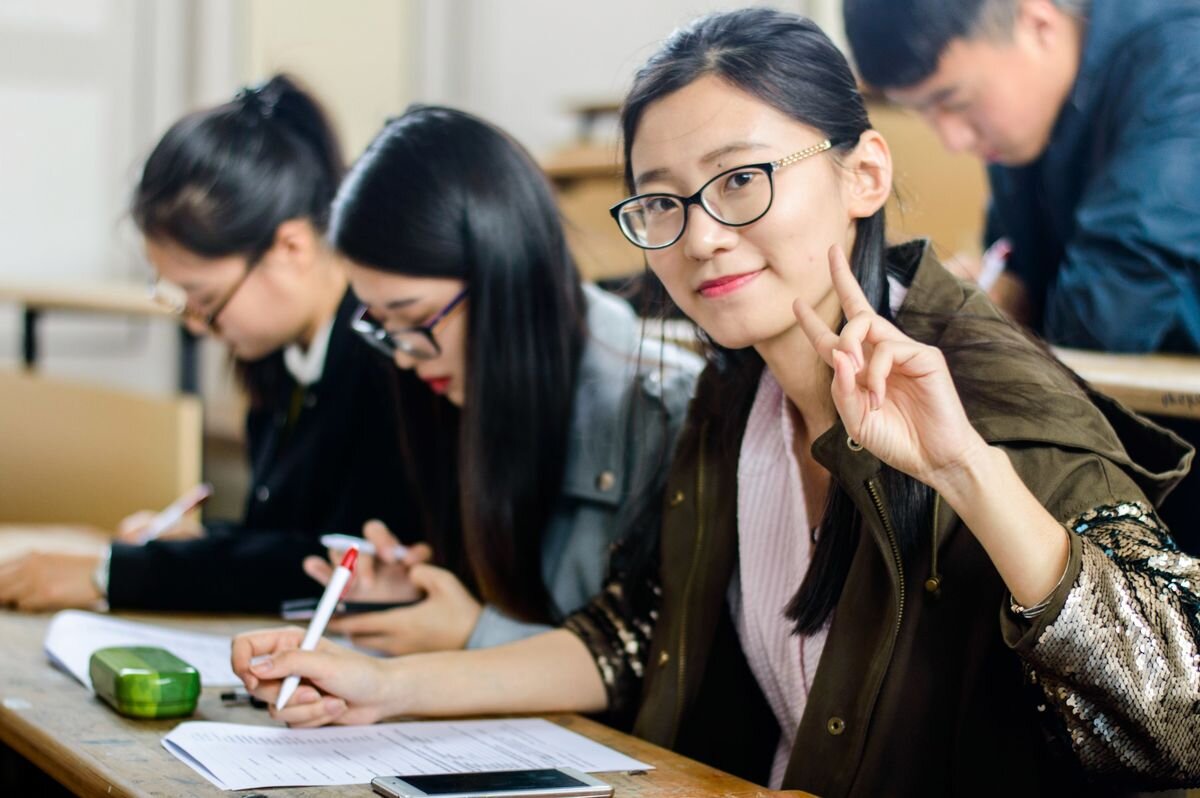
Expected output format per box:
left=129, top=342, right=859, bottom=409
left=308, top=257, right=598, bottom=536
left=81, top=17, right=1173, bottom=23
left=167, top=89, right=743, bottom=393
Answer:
left=295, top=105, right=701, bottom=657
left=233, top=13, right=1199, bottom=794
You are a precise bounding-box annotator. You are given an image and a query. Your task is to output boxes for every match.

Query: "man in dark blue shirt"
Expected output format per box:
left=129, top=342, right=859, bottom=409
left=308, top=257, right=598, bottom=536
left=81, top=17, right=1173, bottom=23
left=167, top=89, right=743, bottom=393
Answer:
left=844, top=0, right=1200, bottom=552
left=844, top=0, right=1200, bottom=354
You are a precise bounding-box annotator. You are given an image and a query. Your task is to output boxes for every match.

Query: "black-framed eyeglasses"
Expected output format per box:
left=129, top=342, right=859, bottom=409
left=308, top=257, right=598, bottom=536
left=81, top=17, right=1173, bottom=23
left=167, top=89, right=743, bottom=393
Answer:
left=609, top=139, right=844, bottom=250
left=150, top=267, right=253, bottom=332
left=352, top=288, right=469, bottom=361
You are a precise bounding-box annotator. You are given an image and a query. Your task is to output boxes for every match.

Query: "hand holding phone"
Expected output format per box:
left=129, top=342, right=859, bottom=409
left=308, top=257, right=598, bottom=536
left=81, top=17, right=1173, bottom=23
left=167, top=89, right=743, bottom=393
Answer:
left=303, top=521, right=429, bottom=604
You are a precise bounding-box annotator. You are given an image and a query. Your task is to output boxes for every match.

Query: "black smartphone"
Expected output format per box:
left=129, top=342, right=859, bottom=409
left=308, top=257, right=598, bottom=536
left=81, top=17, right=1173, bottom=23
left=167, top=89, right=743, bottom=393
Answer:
left=370, top=768, right=613, bottom=798
left=279, top=597, right=422, bottom=621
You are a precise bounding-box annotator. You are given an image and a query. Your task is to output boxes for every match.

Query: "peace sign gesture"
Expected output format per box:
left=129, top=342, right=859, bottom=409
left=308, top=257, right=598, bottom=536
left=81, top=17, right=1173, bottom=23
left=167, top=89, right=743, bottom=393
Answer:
left=794, top=246, right=987, bottom=489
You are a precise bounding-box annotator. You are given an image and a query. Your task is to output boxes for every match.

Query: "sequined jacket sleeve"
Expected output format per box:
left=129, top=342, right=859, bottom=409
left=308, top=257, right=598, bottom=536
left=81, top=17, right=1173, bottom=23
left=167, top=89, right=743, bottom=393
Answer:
left=562, top=565, right=661, bottom=726
left=1001, top=499, right=1200, bottom=788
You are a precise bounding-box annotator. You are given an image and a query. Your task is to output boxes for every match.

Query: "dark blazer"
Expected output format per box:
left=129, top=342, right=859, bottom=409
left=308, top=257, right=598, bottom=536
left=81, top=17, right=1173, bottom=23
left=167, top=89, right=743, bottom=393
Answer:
left=988, top=0, right=1200, bottom=353
left=107, top=289, right=417, bottom=613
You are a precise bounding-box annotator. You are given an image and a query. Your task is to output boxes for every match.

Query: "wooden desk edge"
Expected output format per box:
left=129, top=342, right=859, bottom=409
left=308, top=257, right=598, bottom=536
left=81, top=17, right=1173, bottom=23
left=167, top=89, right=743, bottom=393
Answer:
left=0, top=700, right=136, bottom=798
left=550, top=713, right=810, bottom=797
left=0, top=704, right=808, bottom=798
left=1055, top=347, right=1200, bottom=420
left=0, top=284, right=171, bottom=318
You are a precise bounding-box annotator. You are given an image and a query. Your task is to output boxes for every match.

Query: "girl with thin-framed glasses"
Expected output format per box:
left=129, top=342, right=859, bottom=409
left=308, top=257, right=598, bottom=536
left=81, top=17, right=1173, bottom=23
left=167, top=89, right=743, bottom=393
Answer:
left=293, top=105, right=702, bottom=657
left=233, top=12, right=1199, bottom=793
left=0, top=75, right=424, bottom=615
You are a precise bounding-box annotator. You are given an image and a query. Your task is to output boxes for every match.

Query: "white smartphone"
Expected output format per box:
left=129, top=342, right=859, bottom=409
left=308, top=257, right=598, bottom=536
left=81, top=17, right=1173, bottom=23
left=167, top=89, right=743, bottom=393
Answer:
left=370, top=768, right=613, bottom=798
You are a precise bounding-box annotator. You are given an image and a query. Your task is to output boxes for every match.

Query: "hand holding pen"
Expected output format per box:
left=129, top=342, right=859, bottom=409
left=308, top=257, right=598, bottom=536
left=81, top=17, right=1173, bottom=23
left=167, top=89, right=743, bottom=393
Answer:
left=115, top=483, right=212, bottom=544
left=231, top=619, right=398, bottom=728
left=275, top=546, right=359, bottom=710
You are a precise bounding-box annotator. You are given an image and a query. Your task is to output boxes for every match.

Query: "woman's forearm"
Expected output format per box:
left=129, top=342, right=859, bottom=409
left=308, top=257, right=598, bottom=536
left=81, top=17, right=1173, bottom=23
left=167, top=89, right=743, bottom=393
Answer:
left=382, top=629, right=608, bottom=718
left=933, top=443, right=1071, bottom=608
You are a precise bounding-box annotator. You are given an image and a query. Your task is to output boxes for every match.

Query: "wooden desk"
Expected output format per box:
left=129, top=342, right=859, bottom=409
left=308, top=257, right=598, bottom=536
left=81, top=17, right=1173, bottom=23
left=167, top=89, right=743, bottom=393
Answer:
left=1055, top=347, right=1200, bottom=420
left=0, top=531, right=805, bottom=797
left=0, top=611, right=804, bottom=798
left=0, top=280, right=200, bottom=394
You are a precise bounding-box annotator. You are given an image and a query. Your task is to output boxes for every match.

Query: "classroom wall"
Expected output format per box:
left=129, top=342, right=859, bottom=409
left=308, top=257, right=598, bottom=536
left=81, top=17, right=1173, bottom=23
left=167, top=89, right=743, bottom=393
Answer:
left=414, top=0, right=811, bottom=158
left=243, top=0, right=415, bottom=161
left=0, top=0, right=188, bottom=393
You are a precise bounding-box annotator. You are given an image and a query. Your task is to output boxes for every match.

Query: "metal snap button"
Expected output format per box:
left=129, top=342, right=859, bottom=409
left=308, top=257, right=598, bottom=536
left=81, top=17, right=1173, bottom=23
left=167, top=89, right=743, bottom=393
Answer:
left=596, top=471, right=616, bottom=492
left=668, top=490, right=685, bottom=508
left=657, top=650, right=670, bottom=667
left=827, top=717, right=846, bottom=735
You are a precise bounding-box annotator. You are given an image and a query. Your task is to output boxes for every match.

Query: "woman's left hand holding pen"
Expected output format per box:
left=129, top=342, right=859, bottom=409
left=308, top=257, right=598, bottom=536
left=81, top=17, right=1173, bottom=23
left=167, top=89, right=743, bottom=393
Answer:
left=232, top=627, right=403, bottom=727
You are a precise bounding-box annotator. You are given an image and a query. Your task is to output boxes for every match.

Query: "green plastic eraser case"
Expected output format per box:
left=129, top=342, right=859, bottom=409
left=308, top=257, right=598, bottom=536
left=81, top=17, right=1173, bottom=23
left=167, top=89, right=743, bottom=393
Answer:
left=88, top=646, right=200, bottom=719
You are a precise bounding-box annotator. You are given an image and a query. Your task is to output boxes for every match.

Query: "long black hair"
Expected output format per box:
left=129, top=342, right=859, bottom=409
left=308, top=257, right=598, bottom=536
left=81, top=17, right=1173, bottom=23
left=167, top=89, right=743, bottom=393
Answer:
left=329, top=106, right=587, bottom=624
left=131, top=74, right=344, bottom=406
left=620, top=8, right=925, bottom=635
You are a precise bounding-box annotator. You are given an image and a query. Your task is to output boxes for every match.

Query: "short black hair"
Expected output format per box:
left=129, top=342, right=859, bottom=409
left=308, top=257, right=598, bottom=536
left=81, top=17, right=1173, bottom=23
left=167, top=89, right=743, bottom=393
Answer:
left=133, top=74, right=343, bottom=262
left=132, top=74, right=343, bottom=407
left=844, top=0, right=1018, bottom=89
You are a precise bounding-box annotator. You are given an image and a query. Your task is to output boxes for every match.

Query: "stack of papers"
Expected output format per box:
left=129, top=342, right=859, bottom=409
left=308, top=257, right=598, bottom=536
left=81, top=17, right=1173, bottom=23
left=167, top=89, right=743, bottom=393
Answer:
left=43, top=610, right=240, bottom=689
left=163, top=718, right=653, bottom=790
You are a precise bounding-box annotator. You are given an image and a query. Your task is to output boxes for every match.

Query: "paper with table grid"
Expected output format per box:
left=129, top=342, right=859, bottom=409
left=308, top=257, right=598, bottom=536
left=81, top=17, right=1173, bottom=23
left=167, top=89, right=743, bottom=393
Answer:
left=163, top=718, right=652, bottom=790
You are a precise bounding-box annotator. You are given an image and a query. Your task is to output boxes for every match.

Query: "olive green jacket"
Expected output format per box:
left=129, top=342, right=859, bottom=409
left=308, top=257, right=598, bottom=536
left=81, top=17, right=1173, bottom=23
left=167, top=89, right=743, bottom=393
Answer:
left=568, top=242, right=1200, bottom=795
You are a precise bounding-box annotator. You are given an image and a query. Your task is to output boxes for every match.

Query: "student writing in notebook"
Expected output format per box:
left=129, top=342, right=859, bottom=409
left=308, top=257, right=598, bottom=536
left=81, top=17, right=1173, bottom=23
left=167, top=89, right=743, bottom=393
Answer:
left=290, top=106, right=701, bottom=655
left=233, top=12, right=1200, bottom=794
left=0, top=75, right=421, bottom=613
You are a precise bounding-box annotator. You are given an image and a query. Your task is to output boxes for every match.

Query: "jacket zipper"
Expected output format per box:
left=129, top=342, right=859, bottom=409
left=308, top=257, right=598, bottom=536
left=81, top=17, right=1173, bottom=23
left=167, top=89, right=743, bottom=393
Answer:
left=673, top=421, right=708, bottom=737
left=865, top=478, right=905, bottom=642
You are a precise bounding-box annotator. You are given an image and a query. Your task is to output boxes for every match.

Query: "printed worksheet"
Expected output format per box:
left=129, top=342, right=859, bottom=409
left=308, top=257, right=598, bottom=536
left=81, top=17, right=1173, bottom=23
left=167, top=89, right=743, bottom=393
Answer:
left=162, top=718, right=653, bottom=790
left=44, top=610, right=240, bottom=689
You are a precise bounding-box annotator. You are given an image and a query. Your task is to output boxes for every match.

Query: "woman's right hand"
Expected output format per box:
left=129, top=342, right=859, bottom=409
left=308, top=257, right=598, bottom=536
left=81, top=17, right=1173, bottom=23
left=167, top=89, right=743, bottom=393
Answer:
left=114, top=511, right=204, bottom=544
left=302, top=520, right=432, bottom=602
left=231, top=626, right=406, bottom=727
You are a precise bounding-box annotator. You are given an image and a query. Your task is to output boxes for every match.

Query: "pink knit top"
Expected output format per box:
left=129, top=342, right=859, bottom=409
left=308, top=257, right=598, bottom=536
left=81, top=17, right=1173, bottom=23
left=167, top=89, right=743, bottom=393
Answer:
left=733, top=279, right=907, bottom=787
left=732, top=368, right=828, bottom=788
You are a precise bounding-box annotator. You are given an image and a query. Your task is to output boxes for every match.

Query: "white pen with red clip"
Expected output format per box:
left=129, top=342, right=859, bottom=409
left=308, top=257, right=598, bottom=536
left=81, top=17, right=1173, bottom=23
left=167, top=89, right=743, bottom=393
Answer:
left=275, top=546, right=359, bottom=710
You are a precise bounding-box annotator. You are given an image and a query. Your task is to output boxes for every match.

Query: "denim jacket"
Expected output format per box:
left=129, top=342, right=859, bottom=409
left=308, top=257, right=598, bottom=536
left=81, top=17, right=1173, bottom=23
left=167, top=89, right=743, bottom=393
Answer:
left=466, top=284, right=701, bottom=648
